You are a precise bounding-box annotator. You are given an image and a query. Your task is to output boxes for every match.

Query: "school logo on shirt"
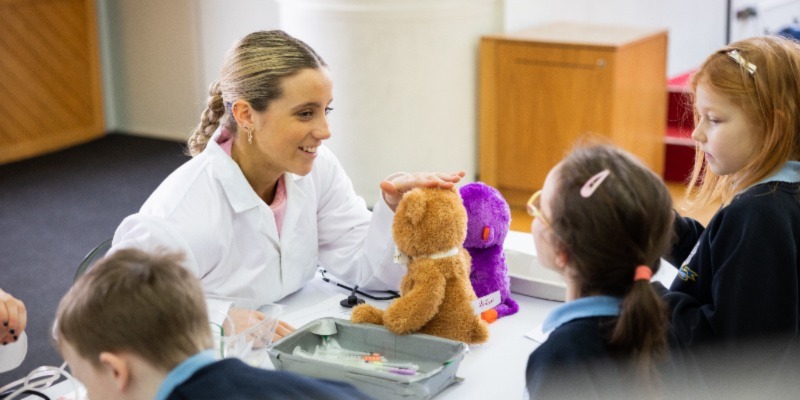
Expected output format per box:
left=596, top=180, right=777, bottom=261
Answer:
left=678, top=264, right=698, bottom=282
left=678, top=242, right=699, bottom=282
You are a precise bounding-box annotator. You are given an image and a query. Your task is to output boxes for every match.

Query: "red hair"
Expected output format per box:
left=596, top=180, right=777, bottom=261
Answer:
left=687, top=35, right=800, bottom=208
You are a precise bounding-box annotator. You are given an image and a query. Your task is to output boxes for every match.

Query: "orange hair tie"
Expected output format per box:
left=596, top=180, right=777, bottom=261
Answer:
left=634, top=265, right=652, bottom=282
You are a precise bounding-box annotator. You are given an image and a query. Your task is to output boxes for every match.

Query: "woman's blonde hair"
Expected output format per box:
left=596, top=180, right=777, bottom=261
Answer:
left=187, top=30, right=327, bottom=156
left=687, top=35, right=800, bottom=208
left=56, top=249, right=212, bottom=371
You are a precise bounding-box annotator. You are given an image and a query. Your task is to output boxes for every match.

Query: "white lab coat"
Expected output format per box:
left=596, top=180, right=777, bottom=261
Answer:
left=112, top=136, right=405, bottom=305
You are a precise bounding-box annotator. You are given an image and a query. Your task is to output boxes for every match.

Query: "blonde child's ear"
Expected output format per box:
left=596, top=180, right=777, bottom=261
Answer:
left=99, top=351, right=130, bottom=391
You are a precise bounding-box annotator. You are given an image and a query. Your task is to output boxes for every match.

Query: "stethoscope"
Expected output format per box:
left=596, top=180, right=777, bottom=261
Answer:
left=318, top=268, right=400, bottom=307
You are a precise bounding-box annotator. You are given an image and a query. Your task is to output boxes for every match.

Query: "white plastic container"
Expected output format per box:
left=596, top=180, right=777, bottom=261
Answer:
left=503, top=230, right=567, bottom=301
left=208, top=296, right=284, bottom=366
left=506, top=248, right=567, bottom=302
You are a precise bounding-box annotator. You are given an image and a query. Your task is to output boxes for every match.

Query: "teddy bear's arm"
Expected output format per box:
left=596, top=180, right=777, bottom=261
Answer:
left=383, top=264, right=447, bottom=335
left=350, top=303, right=384, bottom=325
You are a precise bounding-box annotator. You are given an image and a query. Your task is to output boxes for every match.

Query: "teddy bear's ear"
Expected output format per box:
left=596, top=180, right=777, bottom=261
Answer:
left=402, top=189, right=427, bottom=227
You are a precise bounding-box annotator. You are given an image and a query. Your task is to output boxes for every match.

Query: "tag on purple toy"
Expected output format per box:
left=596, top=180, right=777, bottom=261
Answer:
left=471, top=290, right=500, bottom=315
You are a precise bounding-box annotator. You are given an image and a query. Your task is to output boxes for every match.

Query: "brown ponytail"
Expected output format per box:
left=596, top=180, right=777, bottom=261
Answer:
left=548, top=142, right=673, bottom=390
left=611, top=274, right=668, bottom=390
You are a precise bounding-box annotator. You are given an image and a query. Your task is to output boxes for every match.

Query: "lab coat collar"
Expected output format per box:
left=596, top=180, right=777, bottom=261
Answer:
left=204, top=139, right=263, bottom=213
left=206, top=128, right=311, bottom=220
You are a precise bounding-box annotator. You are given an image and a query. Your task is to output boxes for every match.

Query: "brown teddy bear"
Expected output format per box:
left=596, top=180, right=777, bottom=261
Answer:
left=350, top=187, right=489, bottom=344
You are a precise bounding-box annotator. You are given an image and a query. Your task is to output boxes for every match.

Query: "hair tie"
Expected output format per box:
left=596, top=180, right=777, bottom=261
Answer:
left=580, top=169, right=611, bottom=198
left=634, top=265, right=652, bottom=282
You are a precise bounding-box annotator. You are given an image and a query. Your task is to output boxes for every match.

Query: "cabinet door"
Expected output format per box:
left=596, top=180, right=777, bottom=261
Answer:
left=492, top=42, right=613, bottom=198
left=0, top=0, right=104, bottom=164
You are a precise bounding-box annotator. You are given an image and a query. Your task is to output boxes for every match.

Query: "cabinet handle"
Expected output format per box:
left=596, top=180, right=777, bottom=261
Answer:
left=514, top=58, right=607, bottom=69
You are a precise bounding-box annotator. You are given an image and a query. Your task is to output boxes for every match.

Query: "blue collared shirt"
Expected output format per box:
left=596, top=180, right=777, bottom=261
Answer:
left=542, top=296, right=622, bottom=334
left=154, top=350, right=217, bottom=400
left=752, top=161, right=800, bottom=187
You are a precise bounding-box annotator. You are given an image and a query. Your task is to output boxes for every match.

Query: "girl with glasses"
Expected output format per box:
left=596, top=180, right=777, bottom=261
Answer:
left=525, top=144, right=676, bottom=399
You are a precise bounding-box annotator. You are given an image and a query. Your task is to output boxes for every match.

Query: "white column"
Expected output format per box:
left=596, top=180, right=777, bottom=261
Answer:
left=278, top=0, right=504, bottom=205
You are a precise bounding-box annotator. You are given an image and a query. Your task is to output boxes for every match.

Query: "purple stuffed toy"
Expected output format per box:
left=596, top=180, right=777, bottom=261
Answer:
left=460, top=182, right=519, bottom=323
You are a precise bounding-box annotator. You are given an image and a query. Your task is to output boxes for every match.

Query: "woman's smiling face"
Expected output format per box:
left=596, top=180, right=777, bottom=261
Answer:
left=251, top=67, right=334, bottom=178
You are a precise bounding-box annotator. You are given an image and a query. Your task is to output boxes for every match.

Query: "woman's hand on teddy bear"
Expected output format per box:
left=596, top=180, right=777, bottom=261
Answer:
left=380, top=171, right=466, bottom=212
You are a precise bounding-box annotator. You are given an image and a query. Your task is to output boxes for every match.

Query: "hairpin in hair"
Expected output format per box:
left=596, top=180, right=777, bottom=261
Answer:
left=580, top=169, right=610, bottom=198
left=727, top=50, right=757, bottom=75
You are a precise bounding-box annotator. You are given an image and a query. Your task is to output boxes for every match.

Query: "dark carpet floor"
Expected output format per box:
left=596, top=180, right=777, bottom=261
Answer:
left=0, top=134, right=190, bottom=384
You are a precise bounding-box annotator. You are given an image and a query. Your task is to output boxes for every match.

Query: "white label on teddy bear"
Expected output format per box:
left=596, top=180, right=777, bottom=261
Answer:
left=471, top=291, right=501, bottom=315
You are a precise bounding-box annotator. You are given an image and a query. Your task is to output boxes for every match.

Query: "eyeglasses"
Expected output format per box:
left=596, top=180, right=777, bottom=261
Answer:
left=526, top=190, right=552, bottom=228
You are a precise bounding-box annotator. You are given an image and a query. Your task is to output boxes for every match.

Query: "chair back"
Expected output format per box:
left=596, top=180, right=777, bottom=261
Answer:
left=74, top=238, right=113, bottom=282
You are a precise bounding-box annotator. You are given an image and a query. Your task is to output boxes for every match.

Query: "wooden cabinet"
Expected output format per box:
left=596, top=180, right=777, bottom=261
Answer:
left=479, top=22, right=667, bottom=208
left=0, top=0, right=104, bottom=164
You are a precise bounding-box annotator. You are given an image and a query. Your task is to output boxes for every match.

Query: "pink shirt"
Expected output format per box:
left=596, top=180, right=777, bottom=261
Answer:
left=269, top=179, right=287, bottom=235
left=217, top=130, right=286, bottom=236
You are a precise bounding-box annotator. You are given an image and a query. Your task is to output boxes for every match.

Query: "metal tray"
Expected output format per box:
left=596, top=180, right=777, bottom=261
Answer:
left=268, top=318, right=468, bottom=400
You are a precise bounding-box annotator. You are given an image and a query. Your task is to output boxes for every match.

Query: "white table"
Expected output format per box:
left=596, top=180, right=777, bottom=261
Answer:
left=272, top=229, right=677, bottom=399
left=26, top=230, right=677, bottom=400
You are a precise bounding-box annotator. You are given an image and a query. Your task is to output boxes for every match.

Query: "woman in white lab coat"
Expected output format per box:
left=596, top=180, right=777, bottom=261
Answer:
left=111, top=31, right=463, bottom=336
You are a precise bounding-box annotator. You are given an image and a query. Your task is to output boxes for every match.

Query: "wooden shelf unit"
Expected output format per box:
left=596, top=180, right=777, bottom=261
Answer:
left=479, top=22, right=668, bottom=208
left=0, top=0, right=104, bottom=164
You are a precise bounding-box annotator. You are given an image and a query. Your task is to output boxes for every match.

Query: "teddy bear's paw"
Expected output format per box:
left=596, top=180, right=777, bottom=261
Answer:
left=350, top=304, right=384, bottom=325
left=480, top=309, right=498, bottom=324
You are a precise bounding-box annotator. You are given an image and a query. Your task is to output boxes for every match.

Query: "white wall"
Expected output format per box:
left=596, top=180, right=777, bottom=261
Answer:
left=97, top=0, right=728, bottom=142
left=98, top=0, right=202, bottom=140
left=277, top=0, right=503, bottom=205
left=196, top=1, right=282, bottom=104
left=97, top=0, right=280, bottom=141
left=729, top=0, right=800, bottom=42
